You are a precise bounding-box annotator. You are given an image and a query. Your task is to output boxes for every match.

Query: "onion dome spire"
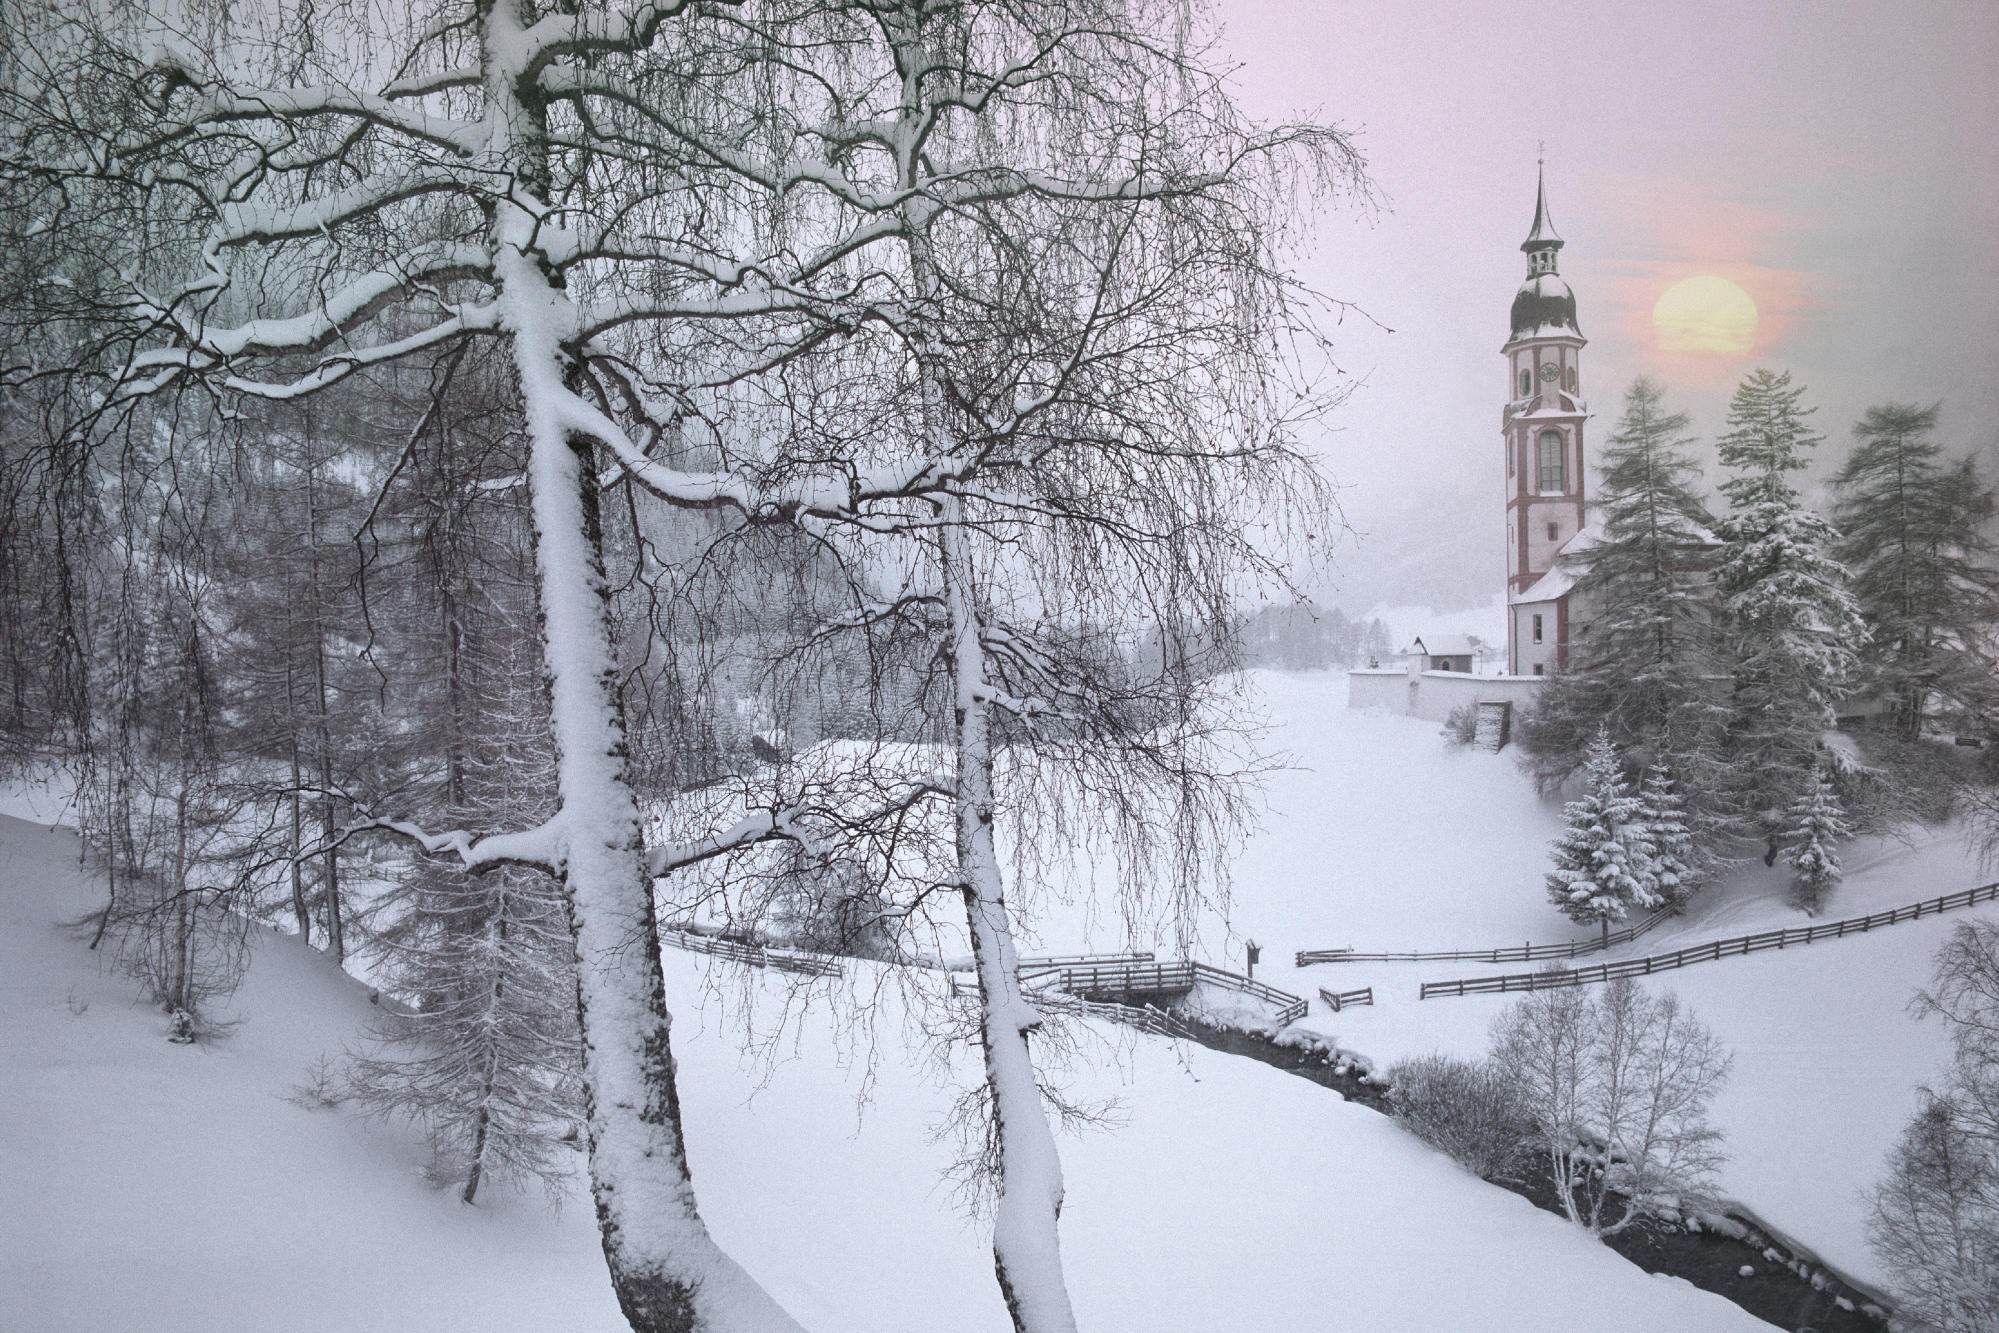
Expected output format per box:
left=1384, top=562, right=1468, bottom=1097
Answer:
left=1521, top=161, right=1563, bottom=272
left=1508, top=159, right=1582, bottom=342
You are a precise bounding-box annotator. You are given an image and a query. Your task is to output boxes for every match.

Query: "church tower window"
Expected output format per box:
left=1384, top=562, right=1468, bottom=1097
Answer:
left=1566, top=366, right=1577, bottom=391
left=1518, top=368, right=1530, bottom=396
left=1537, top=429, right=1565, bottom=493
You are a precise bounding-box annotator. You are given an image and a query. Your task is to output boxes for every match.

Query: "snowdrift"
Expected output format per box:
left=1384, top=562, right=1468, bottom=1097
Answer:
left=0, top=811, right=1767, bottom=1331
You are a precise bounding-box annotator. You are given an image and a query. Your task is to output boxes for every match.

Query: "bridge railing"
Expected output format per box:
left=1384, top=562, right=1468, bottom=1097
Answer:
left=1298, top=905, right=1675, bottom=968
left=1006, top=956, right=1310, bottom=1027
left=1418, top=882, right=1999, bottom=1000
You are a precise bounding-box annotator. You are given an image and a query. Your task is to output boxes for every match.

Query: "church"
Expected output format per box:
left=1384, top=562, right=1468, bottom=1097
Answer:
left=1348, top=167, right=1596, bottom=735
left=1502, top=167, right=1593, bottom=677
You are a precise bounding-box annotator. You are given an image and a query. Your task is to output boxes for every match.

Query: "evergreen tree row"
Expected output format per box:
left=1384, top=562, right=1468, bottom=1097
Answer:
left=1525, top=370, right=1998, bottom=918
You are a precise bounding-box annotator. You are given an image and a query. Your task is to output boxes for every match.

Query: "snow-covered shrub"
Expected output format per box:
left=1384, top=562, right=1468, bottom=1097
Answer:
left=1441, top=704, right=1478, bottom=748
left=1494, top=977, right=1731, bottom=1236
left=1385, top=1054, right=1532, bottom=1181
left=1868, top=921, right=1999, bottom=1331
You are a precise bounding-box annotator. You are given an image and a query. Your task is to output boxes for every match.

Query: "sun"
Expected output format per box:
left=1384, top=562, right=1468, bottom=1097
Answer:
left=1652, top=275, right=1759, bottom=355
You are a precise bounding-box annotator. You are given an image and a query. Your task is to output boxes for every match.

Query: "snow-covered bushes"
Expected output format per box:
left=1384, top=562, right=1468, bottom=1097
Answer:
left=1493, top=977, right=1731, bottom=1237
left=1441, top=704, right=1479, bottom=748
left=1385, top=1054, right=1532, bottom=1182
left=1868, top=921, right=1999, bottom=1331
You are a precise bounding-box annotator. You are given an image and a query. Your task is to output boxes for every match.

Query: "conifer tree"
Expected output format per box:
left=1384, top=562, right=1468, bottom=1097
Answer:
left=1782, top=762, right=1851, bottom=914
left=1832, top=403, right=1999, bottom=739
left=1635, top=762, right=1702, bottom=910
left=1714, top=369, right=1867, bottom=860
left=1521, top=379, right=1728, bottom=832
left=1547, top=731, right=1660, bottom=941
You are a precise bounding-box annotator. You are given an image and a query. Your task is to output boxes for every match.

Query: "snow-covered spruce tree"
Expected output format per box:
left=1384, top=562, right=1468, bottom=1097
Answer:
left=1833, top=402, right=1999, bottom=741
left=1635, top=761, right=1702, bottom=910
left=1520, top=378, right=1729, bottom=843
left=1546, top=730, right=1660, bottom=943
left=1780, top=761, right=1849, bottom=914
left=1712, top=369, right=1866, bottom=862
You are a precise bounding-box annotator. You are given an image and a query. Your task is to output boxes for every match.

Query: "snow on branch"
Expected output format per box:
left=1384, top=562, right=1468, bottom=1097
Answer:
left=330, top=811, right=567, bottom=876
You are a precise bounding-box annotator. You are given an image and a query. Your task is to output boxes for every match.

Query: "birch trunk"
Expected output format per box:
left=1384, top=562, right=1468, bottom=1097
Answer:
left=939, top=497, right=1081, bottom=1333
left=516, top=388, right=803, bottom=1333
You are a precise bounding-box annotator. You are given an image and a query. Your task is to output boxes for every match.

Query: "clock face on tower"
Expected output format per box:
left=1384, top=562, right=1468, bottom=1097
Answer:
left=1539, top=362, right=1560, bottom=382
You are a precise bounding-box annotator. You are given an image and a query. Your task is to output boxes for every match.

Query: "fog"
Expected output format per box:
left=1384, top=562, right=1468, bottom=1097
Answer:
left=1218, top=0, right=1999, bottom=616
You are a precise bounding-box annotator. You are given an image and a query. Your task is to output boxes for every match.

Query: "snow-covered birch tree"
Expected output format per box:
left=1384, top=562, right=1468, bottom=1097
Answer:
left=635, top=4, right=1361, bottom=1325
left=3, top=1, right=1364, bottom=1325
left=0, top=1, right=902, bottom=1324
left=1495, top=978, right=1730, bottom=1238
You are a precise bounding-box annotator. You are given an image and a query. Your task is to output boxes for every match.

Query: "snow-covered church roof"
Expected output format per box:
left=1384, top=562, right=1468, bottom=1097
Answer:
left=1408, top=633, right=1479, bottom=658
left=1509, top=523, right=1603, bottom=606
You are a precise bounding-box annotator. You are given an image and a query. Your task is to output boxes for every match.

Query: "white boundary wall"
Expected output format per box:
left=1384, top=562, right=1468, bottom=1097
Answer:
left=1347, top=668, right=1543, bottom=724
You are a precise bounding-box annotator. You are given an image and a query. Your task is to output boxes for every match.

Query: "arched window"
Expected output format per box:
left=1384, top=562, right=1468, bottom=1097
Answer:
left=1565, top=365, right=1578, bottom=392
left=1518, top=368, right=1531, bottom=397
left=1538, top=429, right=1565, bottom=493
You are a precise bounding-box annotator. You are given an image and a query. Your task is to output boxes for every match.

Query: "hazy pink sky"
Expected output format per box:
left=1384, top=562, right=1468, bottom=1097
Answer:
left=1215, top=0, right=1999, bottom=612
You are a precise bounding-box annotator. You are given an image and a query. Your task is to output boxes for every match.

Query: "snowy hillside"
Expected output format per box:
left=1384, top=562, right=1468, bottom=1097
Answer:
left=1, top=811, right=1771, bottom=1332
left=1229, top=670, right=1997, bottom=1288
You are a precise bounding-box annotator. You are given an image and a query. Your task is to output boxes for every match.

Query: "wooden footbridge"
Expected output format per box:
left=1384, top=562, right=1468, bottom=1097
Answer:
left=1017, top=954, right=1310, bottom=1026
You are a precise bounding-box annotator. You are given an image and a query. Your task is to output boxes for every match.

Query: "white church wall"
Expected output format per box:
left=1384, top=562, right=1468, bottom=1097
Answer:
left=1347, top=666, right=1543, bottom=722
left=1347, top=667, right=1414, bottom=714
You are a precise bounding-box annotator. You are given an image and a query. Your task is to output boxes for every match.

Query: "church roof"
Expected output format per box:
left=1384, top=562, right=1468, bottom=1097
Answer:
left=1410, top=633, right=1478, bottom=658
left=1507, top=165, right=1583, bottom=343
left=1521, top=165, right=1563, bottom=253
left=1508, top=523, right=1602, bottom=606
left=1510, top=274, right=1582, bottom=341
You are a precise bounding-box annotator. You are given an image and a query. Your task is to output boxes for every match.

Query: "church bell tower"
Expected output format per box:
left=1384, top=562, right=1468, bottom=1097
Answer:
left=1502, top=165, right=1588, bottom=676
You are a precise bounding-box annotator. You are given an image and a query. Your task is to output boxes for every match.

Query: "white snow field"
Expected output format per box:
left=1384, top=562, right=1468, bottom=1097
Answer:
left=1227, top=669, right=1998, bottom=1290
left=0, top=810, right=1769, bottom=1332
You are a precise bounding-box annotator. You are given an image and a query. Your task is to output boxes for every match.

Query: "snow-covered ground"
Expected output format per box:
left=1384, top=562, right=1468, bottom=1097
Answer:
left=1, top=810, right=1769, bottom=1331
left=1225, top=669, right=1997, bottom=1288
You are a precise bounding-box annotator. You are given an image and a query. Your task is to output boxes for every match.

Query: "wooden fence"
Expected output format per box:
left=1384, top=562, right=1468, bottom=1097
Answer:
left=1419, top=882, right=1999, bottom=1000
left=1318, top=985, right=1374, bottom=1013
left=1297, top=905, right=1675, bottom=968
left=661, top=928, right=844, bottom=978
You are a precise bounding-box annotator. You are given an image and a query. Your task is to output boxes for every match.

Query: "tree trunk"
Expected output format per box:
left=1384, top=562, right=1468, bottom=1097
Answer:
left=507, top=300, right=805, bottom=1333
left=463, top=891, right=508, bottom=1206
left=287, top=667, right=311, bottom=945
left=306, top=465, right=344, bottom=965
left=940, top=498, right=1082, bottom=1333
